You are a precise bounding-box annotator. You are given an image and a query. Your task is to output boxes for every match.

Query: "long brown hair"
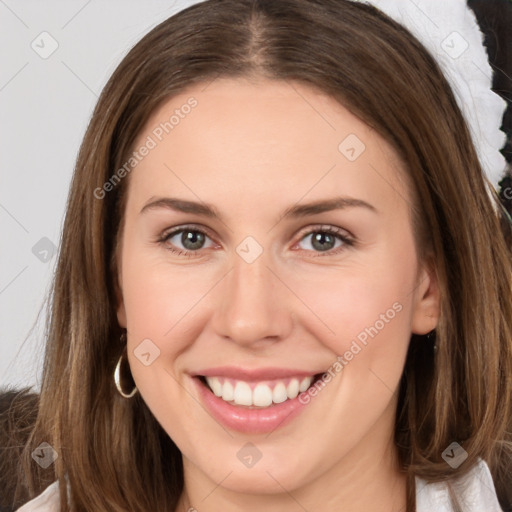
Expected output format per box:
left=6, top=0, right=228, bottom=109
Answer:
left=11, top=0, right=512, bottom=510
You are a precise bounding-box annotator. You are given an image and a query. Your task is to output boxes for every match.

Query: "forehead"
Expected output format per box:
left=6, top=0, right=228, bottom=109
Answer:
left=127, top=77, right=410, bottom=219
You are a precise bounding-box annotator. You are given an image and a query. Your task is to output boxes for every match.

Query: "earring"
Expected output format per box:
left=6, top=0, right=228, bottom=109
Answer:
left=427, top=329, right=437, bottom=351
left=114, top=332, right=138, bottom=398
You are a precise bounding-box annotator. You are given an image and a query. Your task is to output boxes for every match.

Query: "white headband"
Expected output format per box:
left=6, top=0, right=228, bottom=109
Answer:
left=357, top=0, right=508, bottom=191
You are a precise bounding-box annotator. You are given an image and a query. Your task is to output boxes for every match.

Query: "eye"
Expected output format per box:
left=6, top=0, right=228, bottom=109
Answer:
left=157, top=224, right=354, bottom=257
left=157, top=225, right=217, bottom=257
left=293, top=225, right=354, bottom=257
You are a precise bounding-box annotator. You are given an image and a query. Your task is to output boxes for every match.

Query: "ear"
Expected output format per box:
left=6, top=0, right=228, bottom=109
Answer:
left=114, top=243, right=127, bottom=329
left=116, top=281, right=127, bottom=329
left=411, top=258, right=440, bottom=335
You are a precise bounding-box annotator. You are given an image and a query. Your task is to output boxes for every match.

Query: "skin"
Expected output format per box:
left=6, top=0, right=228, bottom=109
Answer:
left=115, top=77, right=440, bottom=512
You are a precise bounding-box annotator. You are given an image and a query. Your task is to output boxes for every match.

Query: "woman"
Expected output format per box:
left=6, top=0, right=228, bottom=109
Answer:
left=5, top=0, right=512, bottom=510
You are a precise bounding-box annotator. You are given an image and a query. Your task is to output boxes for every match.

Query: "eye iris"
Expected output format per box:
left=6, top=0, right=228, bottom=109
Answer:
left=312, top=232, right=335, bottom=252
left=182, top=230, right=205, bottom=250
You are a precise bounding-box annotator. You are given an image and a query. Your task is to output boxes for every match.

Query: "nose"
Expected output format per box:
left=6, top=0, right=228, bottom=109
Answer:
left=211, top=249, right=293, bottom=348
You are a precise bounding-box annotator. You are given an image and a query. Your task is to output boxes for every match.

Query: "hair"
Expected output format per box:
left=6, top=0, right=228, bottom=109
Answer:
left=5, top=0, right=512, bottom=511
left=0, top=388, right=39, bottom=510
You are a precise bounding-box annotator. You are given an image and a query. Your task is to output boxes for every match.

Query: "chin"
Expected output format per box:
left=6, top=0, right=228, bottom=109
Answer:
left=197, top=452, right=313, bottom=495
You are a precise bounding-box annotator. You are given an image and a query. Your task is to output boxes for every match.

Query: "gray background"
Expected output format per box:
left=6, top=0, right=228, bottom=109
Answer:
left=0, top=0, right=198, bottom=391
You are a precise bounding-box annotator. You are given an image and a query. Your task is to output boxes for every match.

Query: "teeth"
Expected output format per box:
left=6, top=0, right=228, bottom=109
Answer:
left=233, top=381, right=252, bottom=406
left=204, top=375, right=315, bottom=407
left=208, top=377, right=223, bottom=397
left=299, top=377, right=311, bottom=392
left=287, top=379, right=299, bottom=399
left=223, top=380, right=234, bottom=401
left=253, top=383, right=273, bottom=407
left=272, top=382, right=288, bottom=404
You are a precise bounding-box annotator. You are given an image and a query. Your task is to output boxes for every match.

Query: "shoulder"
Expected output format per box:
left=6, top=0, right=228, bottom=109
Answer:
left=416, top=458, right=504, bottom=512
left=15, top=481, right=60, bottom=512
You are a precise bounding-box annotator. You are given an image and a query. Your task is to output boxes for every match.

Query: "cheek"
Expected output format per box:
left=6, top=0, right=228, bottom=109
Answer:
left=290, top=248, right=417, bottom=408
left=292, top=257, right=415, bottom=358
left=121, top=255, right=206, bottom=433
left=118, top=238, right=198, bottom=394
left=120, top=238, right=211, bottom=344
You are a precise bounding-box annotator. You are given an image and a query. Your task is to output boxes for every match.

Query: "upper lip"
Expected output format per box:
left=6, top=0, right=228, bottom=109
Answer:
left=191, top=366, right=321, bottom=381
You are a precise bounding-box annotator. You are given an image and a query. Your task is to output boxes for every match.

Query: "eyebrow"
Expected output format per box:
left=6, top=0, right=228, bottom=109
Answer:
left=140, top=195, right=378, bottom=219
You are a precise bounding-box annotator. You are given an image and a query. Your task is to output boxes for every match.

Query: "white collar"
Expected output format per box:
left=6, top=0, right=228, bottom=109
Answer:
left=415, top=458, right=504, bottom=511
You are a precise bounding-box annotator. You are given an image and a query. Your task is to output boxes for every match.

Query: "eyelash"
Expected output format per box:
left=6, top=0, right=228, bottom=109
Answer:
left=156, top=224, right=355, bottom=258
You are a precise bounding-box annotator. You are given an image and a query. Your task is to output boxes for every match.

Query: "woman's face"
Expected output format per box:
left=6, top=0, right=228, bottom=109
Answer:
left=116, top=77, right=439, bottom=498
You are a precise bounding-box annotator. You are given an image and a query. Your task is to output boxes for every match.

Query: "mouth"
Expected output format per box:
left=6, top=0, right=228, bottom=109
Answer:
left=196, top=373, right=324, bottom=409
left=190, top=365, right=331, bottom=433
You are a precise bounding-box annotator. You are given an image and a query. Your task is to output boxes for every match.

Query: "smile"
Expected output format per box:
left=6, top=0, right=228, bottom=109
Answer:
left=193, top=372, right=325, bottom=434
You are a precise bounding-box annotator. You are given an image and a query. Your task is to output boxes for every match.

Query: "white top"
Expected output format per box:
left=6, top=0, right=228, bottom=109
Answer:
left=16, top=459, right=504, bottom=511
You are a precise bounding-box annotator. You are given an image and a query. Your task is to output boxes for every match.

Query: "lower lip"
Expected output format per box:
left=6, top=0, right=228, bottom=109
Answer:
left=193, top=376, right=315, bottom=434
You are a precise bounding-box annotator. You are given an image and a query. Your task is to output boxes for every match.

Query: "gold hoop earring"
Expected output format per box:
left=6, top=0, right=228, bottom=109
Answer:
left=114, top=334, right=138, bottom=398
